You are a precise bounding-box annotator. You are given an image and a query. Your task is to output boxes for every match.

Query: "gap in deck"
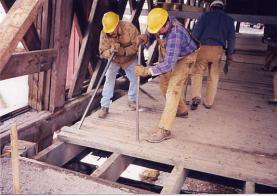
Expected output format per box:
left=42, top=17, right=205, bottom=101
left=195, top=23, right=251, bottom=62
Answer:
left=255, top=184, right=277, bottom=194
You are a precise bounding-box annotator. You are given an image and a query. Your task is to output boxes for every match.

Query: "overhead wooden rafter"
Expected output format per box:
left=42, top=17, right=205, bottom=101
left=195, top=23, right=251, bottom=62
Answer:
left=0, top=49, right=57, bottom=80
left=0, top=0, right=43, bottom=75
left=0, top=0, right=41, bottom=51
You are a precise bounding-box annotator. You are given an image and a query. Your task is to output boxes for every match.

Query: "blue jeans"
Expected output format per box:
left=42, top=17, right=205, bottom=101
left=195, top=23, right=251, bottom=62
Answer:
left=100, top=59, right=138, bottom=107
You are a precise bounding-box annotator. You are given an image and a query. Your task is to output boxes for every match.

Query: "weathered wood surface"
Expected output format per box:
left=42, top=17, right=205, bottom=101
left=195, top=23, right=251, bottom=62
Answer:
left=49, top=0, right=73, bottom=112
left=0, top=49, right=57, bottom=80
left=243, top=181, right=256, bottom=194
left=161, top=165, right=187, bottom=194
left=0, top=0, right=43, bottom=74
left=34, top=140, right=86, bottom=167
left=15, top=156, right=154, bottom=194
left=58, top=56, right=277, bottom=187
left=0, top=0, right=41, bottom=51
left=35, top=0, right=54, bottom=111
left=68, top=0, right=99, bottom=98
left=91, top=153, right=135, bottom=181
left=0, top=88, right=126, bottom=151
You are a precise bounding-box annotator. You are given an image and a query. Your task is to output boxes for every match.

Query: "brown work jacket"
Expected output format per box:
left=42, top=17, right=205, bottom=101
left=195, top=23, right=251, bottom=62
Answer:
left=99, top=21, right=139, bottom=69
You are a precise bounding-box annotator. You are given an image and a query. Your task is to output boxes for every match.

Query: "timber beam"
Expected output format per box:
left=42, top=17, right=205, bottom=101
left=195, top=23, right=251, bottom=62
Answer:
left=0, top=0, right=43, bottom=74
left=0, top=88, right=125, bottom=152
left=0, top=0, right=41, bottom=51
left=169, top=10, right=277, bottom=24
left=161, top=165, right=187, bottom=194
left=68, top=0, right=100, bottom=98
left=49, top=0, right=73, bottom=112
left=91, top=153, right=135, bottom=181
left=0, top=49, right=57, bottom=80
left=243, top=182, right=256, bottom=194
left=34, top=140, right=86, bottom=167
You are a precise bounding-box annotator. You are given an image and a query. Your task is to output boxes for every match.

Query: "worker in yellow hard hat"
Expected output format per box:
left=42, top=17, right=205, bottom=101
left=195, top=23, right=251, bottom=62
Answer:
left=135, top=8, right=200, bottom=143
left=98, top=11, right=140, bottom=118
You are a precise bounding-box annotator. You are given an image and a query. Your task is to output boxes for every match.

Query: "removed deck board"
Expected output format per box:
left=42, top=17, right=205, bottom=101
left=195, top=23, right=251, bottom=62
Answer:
left=58, top=56, right=277, bottom=187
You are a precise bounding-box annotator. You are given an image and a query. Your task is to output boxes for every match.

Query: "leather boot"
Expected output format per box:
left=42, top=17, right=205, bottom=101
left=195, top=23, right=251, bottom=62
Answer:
left=190, top=97, right=201, bottom=110
left=98, top=107, right=109, bottom=118
left=146, top=128, right=172, bottom=143
left=127, top=101, right=136, bottom=111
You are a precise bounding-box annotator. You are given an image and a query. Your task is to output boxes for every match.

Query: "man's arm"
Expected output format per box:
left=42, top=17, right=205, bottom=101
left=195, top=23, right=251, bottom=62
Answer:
left=226, top=18, right=236, bottom=56
left=192, top=13, right=206, bottom=40
left=99, top=31, right=113, bottom=59
left=150, top=28, right=182, bottom=76
left=124, top=23, right=140, bottom=56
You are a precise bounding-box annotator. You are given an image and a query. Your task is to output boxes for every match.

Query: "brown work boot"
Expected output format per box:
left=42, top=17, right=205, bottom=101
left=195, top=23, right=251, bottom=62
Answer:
left=190, top=97, right=201, bottom=110
left=98, top=107, right=109, bottom=118
left=176, top=111, right=188, bottom=118
left=146, top=128, right=172, bottom=143
left=127, top=100, right=136, bottom=111
left=203, top=102, right=212, bottom=109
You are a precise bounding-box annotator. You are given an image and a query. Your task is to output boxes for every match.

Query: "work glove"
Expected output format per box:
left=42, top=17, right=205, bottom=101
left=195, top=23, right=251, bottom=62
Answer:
left=223, top=61, right=229, bottom=75
left=135, top=65, right=151, bottom=77
left=110, top=43, right=126, bottom=56
left=223, top=55, right=232, bottom=75
left=136, top=34, right=148, bottom=46
left=110, top=43, right=120, bottom=53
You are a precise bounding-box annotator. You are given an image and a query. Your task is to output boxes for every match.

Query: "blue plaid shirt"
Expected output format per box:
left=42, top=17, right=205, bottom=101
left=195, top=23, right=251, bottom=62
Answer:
left=149, top=17, right=197, bottom=76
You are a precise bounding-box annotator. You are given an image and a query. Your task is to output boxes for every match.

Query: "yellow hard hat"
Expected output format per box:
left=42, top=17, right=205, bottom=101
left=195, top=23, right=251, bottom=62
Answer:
left=102, top=11, right=119, bottom=33
left=147, top=8, right=169, bottom=34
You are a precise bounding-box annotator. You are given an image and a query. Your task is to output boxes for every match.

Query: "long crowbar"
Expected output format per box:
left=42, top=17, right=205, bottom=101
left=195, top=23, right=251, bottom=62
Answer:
left=136, top=45, right=143, bottom=142
left=78, top=52, right=115, bottom=130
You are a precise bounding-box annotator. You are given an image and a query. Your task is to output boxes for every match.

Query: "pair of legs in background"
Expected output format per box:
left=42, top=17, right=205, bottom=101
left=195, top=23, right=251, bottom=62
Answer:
left=98, top=59, right=137, bottom=118
left=191, top=45, right=223, bottom=110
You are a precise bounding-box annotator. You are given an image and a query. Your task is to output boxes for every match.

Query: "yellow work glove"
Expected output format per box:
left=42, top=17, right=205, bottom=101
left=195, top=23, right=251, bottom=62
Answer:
left=136, top=34, right=148, bottom=46
left=135, top=65, right=150, bottom=77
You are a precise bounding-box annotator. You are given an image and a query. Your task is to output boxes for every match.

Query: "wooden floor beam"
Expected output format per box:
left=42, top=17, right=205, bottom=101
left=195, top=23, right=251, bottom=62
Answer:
left=91, top=153, right=135, bottom=181
left=0, top=49, right=57, bottom=80
left=161, top=165, right=187, bottom=194
left=34, top=140, right=86, bottom=167
left=243, top=182, right=256, bottom=194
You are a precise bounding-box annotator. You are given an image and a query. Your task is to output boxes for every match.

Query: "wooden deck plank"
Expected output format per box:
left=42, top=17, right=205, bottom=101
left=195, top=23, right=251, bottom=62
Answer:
left=58, top=55, right=277, bottom=187
left=58, top=127, right=277, bottom=187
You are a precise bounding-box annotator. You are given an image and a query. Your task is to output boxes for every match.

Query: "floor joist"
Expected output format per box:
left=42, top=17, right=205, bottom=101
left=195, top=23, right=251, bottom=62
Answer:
left=161, top=165, right=187, bottom=194
left=91, top=152, right=135, bottom=181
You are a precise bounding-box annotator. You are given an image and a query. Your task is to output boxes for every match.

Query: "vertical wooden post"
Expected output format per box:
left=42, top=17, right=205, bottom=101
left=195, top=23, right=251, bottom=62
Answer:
left=49, top=0, right=73, bottom=112
left=10, top=124, right=21, bottom=194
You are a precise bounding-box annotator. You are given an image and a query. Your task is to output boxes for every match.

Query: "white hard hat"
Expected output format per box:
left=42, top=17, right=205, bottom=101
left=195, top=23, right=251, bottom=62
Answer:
left=210, top=0, right=225, bottom=7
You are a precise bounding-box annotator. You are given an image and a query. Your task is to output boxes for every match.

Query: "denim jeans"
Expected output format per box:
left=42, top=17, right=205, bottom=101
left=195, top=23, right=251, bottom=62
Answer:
left=100, top=58, right=138, bottom=107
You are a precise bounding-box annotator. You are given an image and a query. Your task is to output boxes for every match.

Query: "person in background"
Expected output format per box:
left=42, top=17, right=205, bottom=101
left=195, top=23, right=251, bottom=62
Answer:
left=136, top=8, right=199, bottom=143
left=190, top=0, right=235, bottom=110
left=263, top=24, right=277, bottom=105
left=98, top=11, right=139, bottom=118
